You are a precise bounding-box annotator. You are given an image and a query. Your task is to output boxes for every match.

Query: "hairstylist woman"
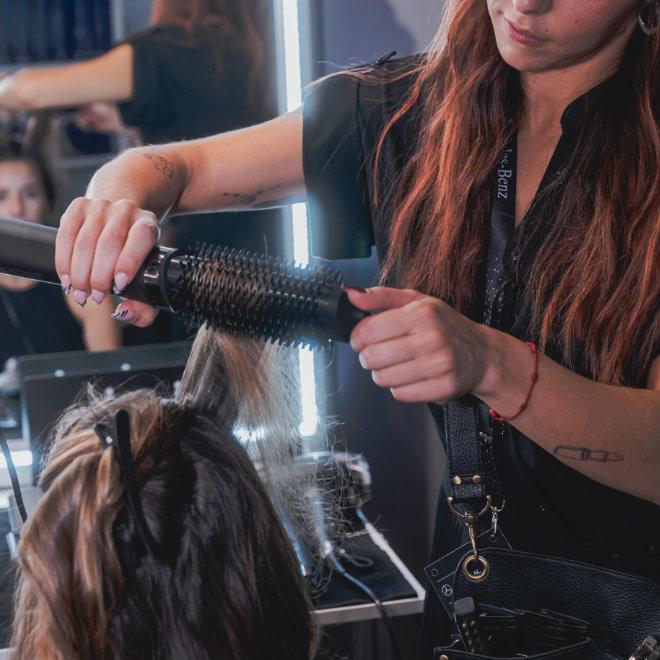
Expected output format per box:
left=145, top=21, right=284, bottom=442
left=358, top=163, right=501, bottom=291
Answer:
left=54, top=0, right=658, bottom=656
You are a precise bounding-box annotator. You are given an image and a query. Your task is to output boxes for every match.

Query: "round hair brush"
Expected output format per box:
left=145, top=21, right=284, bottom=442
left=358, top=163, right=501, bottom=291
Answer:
left=0, top=215, right=366, bottom=346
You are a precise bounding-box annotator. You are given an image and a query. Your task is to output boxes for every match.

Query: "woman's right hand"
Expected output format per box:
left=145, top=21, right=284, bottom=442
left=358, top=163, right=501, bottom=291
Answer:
left=55, top=196, right=161, bottom=327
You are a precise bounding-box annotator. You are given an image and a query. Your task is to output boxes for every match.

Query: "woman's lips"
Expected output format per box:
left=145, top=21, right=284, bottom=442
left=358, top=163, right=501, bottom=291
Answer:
left=504, top=18, right=545, bottom=47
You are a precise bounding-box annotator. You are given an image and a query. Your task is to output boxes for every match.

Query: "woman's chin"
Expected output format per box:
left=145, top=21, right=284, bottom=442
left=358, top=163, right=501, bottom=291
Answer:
left=496, top=41, right=562, bottom=74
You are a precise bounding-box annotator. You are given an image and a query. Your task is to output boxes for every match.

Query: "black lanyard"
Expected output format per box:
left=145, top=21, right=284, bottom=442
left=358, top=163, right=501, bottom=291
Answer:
left=483, top=136, right=517, bottom=328
left=442, top=141, right=519, bottom=514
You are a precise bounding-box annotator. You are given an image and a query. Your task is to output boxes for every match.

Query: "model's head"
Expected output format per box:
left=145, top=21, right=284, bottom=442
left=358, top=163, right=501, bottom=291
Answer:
left=487, top=0, right=640, bottom=73
left=0, top=146, right=54, bottom=224
left=12, top=330, right=315, bottom=660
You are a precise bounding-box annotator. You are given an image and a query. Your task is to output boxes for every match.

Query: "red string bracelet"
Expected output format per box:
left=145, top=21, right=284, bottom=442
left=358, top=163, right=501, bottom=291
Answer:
left=489, top=342, right=539, bottom=423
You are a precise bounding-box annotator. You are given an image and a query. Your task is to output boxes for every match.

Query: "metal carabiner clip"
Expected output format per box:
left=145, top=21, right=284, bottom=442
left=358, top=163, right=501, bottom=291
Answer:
left=447, top=495, right=492, bottom=583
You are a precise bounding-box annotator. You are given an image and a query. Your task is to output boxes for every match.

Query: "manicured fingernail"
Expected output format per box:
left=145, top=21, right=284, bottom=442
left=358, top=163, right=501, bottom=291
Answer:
left=60, top=274, right=71, bottom=293
left=359, top=353, right=367, bottom=369
left=91, top=289, right=104, bottom=305
left=74, top=290, right=88, bottom=307
left=121, top=310, right=136, bottom=322
left=343, top=285, right=368, bottom=294
left=113, top=272, right=129, bottom=295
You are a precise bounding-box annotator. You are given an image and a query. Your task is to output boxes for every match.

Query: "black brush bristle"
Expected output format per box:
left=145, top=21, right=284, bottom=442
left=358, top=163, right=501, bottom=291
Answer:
left=171, top=245, right=346, bottom=347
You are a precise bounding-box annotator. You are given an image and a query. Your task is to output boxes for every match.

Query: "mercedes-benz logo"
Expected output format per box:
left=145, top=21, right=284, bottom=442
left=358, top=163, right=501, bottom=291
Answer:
left=441, top=584, right=453, bottom=598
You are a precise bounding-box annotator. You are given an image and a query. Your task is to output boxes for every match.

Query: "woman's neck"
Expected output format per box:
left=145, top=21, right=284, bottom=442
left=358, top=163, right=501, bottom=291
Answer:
left=519, top=22, right=635, bottom=136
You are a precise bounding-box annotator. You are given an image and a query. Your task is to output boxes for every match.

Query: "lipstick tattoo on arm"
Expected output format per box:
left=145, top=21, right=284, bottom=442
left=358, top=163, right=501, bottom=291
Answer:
left=553, top=446, right=625, bottom=462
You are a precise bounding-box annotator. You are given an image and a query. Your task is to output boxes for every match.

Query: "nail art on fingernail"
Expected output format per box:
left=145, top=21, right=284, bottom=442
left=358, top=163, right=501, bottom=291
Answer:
left=91, top=290, right=104, bottom=305
left=121, top=310, right=136, bottom=323
left=343, top=285, right=368, bottom=294
left=113, top=272, right=129, bottom=295
left=74, top=290, right=88, bottom=307
left=60, top=274, right=71, bottom=293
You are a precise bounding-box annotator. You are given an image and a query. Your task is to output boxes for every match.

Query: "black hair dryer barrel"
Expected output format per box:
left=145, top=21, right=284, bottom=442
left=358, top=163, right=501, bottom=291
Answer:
left=0, top=215, right=60, bottom=283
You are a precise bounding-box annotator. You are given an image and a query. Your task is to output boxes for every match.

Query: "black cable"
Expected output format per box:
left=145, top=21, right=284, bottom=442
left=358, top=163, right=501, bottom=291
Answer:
left=326, top=551, right=403, bottom=660
left=319, top=503, right=404, bottom=660
left=0, top=428, right=27, bottom=523
left=307, top=488, right=402, bottom=658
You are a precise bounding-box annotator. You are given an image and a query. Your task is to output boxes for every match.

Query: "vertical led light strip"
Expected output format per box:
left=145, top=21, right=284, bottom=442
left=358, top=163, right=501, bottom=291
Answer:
left=280, top=0, right=318, bottom=437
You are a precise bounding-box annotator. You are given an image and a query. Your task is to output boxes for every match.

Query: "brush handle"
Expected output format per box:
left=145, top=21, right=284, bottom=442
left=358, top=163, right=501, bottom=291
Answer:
left=0, top=215, right=171, bottom=308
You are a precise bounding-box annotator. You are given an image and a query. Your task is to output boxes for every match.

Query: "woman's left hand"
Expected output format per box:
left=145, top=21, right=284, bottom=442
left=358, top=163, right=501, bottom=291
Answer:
left=346, top=286, right=491, bottom=404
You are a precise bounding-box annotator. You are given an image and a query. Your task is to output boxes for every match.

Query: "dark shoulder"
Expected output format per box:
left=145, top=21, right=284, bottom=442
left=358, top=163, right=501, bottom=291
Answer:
left=372, top=54, right=426, bottom=144
left=377, top=54, right=426, bottom=99
left=347, top=53, right=424, bottom=112
left=305, top=54, right=425, bottom=141
left=123, top=24, right=178, bottom=46
left=123, top=23, right=217, bottom=51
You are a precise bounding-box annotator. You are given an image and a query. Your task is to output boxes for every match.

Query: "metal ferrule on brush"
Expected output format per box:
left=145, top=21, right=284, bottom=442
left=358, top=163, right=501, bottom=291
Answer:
left=122, top=247, right=183, bottom=311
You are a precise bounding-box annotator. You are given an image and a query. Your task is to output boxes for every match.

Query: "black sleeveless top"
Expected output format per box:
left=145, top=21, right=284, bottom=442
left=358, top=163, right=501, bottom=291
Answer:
left=302, top=55, right=659, bottom=655
left=119, top=23, right=271, bottom=145
left=0, top=283, right=84, bottom=366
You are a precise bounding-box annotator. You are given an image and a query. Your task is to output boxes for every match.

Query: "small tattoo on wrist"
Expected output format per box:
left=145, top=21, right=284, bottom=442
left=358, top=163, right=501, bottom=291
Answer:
left=144, top=153, right=174, bottom=180
left=553, top=446, right=624, bottom=462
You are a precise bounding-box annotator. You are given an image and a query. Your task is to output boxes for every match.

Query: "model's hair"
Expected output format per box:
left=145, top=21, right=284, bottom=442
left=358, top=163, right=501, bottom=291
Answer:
left=373, top=0, right=658, bottom=385
left=150, top=0, right=274, bottom=119
left=12, top=329, right=316, bottom=659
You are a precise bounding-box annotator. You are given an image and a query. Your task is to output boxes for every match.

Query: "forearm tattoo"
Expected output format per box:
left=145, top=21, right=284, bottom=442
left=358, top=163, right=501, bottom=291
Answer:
left=221, top=185, right=300, bottom=210
left=143, top=153, right=174, bottom=180
left=553, top=446, right=624, bottom=462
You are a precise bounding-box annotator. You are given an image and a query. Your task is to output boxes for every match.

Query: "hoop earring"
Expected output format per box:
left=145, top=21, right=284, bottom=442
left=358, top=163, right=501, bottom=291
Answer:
left=638, top=0, right=659, bottom=35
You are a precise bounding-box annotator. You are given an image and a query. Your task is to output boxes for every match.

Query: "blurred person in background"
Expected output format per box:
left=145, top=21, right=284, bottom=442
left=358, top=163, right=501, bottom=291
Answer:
left=0, top=0, right=275, bottom=147
left=0, top=142, right=120, bottom=371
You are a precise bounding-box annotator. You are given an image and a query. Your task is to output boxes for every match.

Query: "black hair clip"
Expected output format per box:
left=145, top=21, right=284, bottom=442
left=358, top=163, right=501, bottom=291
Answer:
left=0, top=428, right=27, bottom=524
left=94, top=410, right=161, bottom=559
left=373, top=50, right=397, bottom=66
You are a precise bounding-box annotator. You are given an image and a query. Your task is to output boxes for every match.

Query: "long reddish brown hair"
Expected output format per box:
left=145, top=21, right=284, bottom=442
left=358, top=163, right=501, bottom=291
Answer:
left=376, top=0, right=658, bottom=385
left=150, top=0, right=274, bottom=118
